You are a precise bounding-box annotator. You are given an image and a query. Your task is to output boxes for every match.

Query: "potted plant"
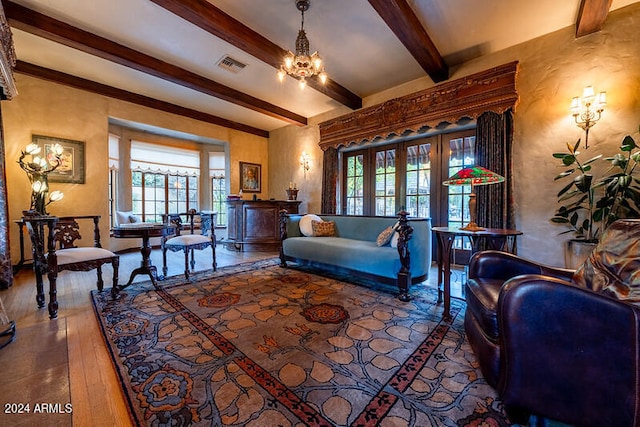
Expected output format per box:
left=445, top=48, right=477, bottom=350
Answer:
left=551, top=127, right=640, bottom=267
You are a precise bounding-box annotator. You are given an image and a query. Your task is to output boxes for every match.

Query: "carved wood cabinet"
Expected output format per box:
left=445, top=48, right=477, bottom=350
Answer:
left=226, top=200, right=301, bottom=251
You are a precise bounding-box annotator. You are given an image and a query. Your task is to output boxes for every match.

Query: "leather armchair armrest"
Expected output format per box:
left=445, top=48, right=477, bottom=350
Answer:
left=497, top=276, right=640, bottom=426
left=469, top=250, right=574, bottom=282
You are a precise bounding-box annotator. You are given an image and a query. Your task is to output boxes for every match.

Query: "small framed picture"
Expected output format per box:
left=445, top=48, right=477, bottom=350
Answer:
left=239, top=162, right=261, bottom=193
left=33, top=135, right=85, bottom=184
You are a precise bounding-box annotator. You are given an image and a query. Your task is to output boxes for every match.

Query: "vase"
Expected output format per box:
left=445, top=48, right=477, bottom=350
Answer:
left=564, top=239, right=598, bottom=269
left=286, top=189, right=299, bottom=200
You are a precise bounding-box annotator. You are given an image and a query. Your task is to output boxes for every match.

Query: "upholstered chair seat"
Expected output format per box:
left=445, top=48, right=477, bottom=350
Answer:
left=162, top=210, right=216, bottom=280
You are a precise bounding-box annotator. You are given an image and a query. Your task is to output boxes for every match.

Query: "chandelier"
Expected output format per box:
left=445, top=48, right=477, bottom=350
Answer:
left=277, top=0, right=327, bottom=90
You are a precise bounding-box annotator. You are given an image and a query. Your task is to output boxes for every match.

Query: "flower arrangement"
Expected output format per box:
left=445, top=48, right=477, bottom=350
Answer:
left=551, top=127, right=640, bottom=241
left=18, top=143, right=64, bottom=215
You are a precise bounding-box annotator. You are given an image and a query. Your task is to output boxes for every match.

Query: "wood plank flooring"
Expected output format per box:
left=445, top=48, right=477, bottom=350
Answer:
left=0, top=246, right=463, bottom=426
left=0, top=246, right=275, bottom=427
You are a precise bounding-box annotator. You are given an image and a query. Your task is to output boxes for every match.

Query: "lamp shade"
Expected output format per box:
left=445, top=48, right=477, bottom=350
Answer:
left=442, top=166, right=504, bottom=186
left=442, top=166, right=505, bottom=232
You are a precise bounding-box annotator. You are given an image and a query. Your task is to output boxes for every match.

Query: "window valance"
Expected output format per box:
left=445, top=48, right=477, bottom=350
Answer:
left=131, top=140, right=200, bottom=176
left=318, top=61, right=519, bottom=151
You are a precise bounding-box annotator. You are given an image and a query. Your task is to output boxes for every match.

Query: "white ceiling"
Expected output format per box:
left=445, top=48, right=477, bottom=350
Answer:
left=8, top=0, right=640, bottom=133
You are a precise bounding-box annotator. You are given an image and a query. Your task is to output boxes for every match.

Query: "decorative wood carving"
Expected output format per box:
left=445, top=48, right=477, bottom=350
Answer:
left=0, top=4, right=16, bottom=100
left=318, top=61, right=519, bottom=150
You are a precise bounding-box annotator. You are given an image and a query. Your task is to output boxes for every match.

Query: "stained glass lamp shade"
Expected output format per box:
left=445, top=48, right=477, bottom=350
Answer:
left=443, top=166, right=505, bottom=231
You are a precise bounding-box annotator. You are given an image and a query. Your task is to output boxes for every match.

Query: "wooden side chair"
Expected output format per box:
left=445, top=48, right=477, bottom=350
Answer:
left=162, top=210, right=217, bottom=280
left=24, top=215, right=119, bottom=319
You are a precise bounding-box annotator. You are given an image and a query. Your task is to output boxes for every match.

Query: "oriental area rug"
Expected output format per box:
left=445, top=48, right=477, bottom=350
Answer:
left=91, top=258, right=512, bottom=427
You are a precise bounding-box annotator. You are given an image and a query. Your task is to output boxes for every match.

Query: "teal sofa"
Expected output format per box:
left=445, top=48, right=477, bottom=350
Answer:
left=279, top=212, right=431, bottom=301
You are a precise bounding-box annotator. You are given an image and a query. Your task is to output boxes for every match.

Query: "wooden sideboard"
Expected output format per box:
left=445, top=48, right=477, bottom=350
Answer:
left=226, top=200, right=301, bottom=251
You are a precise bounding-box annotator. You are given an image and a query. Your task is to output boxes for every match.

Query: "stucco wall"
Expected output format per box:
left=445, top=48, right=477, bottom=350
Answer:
left=3, top=73, right=268, bottom=261
left=268, top=3, right=640, bottom=267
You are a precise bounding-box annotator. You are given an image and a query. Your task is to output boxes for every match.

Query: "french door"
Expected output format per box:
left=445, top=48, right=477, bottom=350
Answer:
left=342, top=129, right=476, bottom=259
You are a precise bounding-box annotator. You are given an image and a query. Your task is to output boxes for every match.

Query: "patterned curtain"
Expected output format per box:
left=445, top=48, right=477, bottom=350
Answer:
left=321, top=147, right=338, bottom=214
left=0, top=104, right=12, bottom=289
left=475, top=110, right=515, bottom=230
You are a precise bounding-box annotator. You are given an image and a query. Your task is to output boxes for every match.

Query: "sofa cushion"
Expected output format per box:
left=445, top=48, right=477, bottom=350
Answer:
left=283, top=237, right=404, bottom=279
left=312, top=220, right=336, bottom=237
left=299, top=214, right=322, bottom=237
left=573, top=219, right=640, bottom=301
left=53, top=247, right=116, bottom=266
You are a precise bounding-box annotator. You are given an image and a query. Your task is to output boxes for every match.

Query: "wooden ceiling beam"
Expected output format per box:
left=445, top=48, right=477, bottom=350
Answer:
left=576, top=0, right=613, bottom=37
left=149, top=0, right=362, bottom=110
left=367, top=0, right=448, bottom=83
left=4, top=0, right=307, bottom=127
left=15, top=61, right=269, bottom=138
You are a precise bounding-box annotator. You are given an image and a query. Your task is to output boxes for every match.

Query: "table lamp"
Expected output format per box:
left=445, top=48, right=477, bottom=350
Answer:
left=443, top=165, right=504, bottom=231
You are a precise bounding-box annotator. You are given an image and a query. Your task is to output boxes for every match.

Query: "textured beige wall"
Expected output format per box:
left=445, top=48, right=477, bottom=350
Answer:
left=3, top=74, right=267, bottom=260
left=268, top=3, right=640, bottom=266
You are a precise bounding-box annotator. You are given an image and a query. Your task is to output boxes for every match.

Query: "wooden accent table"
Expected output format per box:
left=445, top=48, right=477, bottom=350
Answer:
left=226, top=200, right=301, bottom=251
left=112, top=223, right=175, bottom=295
left=432, top=226, right=522, bottom=319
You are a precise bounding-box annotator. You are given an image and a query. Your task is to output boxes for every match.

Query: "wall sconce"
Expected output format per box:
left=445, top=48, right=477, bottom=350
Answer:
left=300, top=151, right=310, bottom=178
left=571, top=86, right=606, bottom=149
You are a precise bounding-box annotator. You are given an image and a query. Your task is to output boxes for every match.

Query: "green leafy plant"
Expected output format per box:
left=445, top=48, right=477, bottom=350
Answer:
left=552, top=127, right=640, bottom=241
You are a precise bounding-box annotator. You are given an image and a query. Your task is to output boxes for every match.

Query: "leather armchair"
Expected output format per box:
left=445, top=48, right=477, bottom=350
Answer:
left=464, top=219, right=640, bottom=426
left=464, top=250, right=573, bottom=387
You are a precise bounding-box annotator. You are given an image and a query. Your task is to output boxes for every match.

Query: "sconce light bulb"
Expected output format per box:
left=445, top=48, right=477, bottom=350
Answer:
left=582, top=86, right=595, bottom=102
left=570, top=97, right=581, bottom=114
left=284, top=53, right=294, bottom=69
left=277, top=68, right=286, bottom=83
left=299, top=78, right=307, bottom=90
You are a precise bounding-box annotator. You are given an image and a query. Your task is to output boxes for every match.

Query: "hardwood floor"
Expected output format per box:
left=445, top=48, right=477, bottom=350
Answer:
left=0, top=246, right=275, bottom=427
left=0, top=246, right=464, bottom=426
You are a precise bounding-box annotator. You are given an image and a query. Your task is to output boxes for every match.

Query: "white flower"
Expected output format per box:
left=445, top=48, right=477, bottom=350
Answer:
left=51, top=143, right=64, bottom=156
left=49, top=191, right=64, bottom=202
left=25, top=143, right=41, bottom=155
left=31, top=180, right=47, bottom=193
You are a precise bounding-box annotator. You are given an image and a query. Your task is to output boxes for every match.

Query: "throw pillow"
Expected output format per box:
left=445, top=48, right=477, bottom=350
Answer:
left=116, top=211, right=136, bottom=226
left=299, top=214, right=322, bottom=237
left=390, top=231, right=400, bottom=248
left=376, top=226, right=394, bottom=246
left=312, top=220, right=336, bottom=237
left=129, top=214, right=142, bottom=223
left=572, top=219, right=640, bottom=301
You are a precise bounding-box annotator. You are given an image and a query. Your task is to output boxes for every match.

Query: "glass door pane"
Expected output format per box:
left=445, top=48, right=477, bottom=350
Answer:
left=446, top=135, right=476, bottom=252
left=375, top=148, right=396, bottom=216
left=345, top=154, right=364, bottom=215
left=405, top=142, right=431, bottom=218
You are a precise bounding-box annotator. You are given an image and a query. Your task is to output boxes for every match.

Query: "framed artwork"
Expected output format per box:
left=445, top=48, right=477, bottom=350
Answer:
left=239, top=161, right=261, bottom=193
left=33, top=135, right=85, bottom=184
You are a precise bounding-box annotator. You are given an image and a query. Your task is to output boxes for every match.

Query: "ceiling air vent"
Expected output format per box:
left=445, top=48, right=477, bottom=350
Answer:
left=217, top=55, right=247, bottom=74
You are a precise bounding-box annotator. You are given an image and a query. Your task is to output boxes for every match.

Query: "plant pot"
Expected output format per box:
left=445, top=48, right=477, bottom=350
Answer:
left=564, top=239, right=598, bottom=269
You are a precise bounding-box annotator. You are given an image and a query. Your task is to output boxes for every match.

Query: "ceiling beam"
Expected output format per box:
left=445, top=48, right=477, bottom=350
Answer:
left=576, top=0, right=612, bottom=37
left=15, top=61, right=269, bottom=138
left=149, top=0, right=362, bottom=110
left=4, top=0, right=307, bottom=127
left=367, top=0, right=448, bottom=83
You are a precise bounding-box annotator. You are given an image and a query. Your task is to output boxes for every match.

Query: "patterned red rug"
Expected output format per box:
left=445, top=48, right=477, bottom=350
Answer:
left=92, top=258, right=512, bottom=426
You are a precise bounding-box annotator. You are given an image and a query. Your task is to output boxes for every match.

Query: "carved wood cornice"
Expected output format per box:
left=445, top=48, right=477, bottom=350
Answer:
left=319, top=61, right=519, bottom=150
